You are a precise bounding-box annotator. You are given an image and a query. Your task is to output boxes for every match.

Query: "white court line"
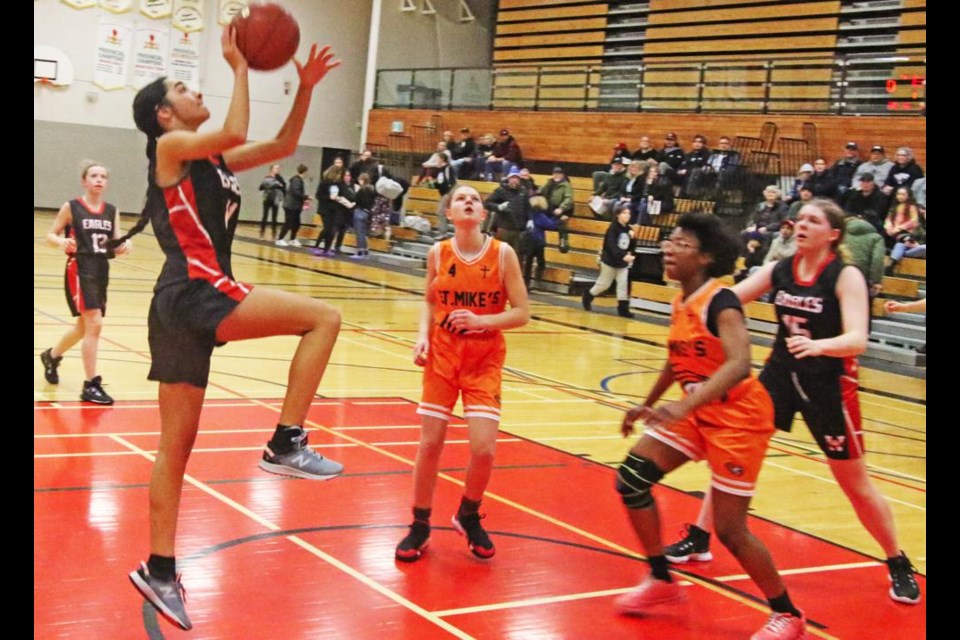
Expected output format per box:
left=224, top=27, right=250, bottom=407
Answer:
left=106, top=433, right=477, bottom=640
left=433, top=560, right=886, bottom=618
left=33, top=438, right=523, bottom=459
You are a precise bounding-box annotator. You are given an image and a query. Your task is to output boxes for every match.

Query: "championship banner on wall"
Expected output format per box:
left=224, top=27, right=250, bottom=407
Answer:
left=93, top=18, right=131, bottom=90
left=169, top=29, right=201, bottom=88
left=132, top=25, right=169, bottom=89
left=218, top=0, right=248, bottom=26
left=99, top=0, right=134, bottom=13
left=140, top=0, right=172, bottom=19
left=62, top=0, right=97, bottom=8
left=172, top=0, right=204, bottom=33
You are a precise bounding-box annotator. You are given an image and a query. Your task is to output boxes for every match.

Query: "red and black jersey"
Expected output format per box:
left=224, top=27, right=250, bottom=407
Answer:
left=768, top=254, right=862, bottom=375
left=150, top=155, right=249, bottom=301
left=65, top=198, right=117, bottom=259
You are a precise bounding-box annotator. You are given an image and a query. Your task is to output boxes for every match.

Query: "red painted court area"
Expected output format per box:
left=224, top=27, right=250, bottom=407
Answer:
left=35, top=398, right=925, bottom=639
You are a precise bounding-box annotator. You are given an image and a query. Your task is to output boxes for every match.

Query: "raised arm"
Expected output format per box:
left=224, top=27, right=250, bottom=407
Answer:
left=732, top=260, right=776, bottom=304
left=223, top=44, right=340, bottom=172
left=155, top=26, right=250, bottom=183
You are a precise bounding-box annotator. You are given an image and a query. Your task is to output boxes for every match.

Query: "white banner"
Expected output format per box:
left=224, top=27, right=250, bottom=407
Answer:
left=99, top=0, right=134, bottom=13
left=140, top=0, right=172, bottom=19
left=168, top=29, right=201, bottom=88
left=218, top=0, right=248, bottom=26
left=172, top=0, right=204, bottom=33
left=93, top=18, right=131, bottom=90
left=132, top=25, right=169, bottom=89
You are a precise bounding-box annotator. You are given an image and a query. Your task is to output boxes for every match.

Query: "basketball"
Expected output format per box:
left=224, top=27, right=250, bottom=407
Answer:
left=232, top=2, right=300, bottom=72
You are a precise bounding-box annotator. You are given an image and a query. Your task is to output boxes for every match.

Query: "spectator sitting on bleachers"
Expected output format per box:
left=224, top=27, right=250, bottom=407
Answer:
left=733, top=238, right=765, bottom=284
left=539, top=166, right=574, bottom=218
left=449, top=127, right=476, bottom=179
left=911, top=176, right=926, bottom=211
left=882, top=186, right=921, bottom=250
left=675, top=134, right=711, bottom=197
left=657, top=131, right=685, bottom=183
left=763, top=219, right=797, bottom=264
left=593, top=156, right=629, bottom=219
left=809, top=158, right=838, bottom=201
left=882, top=147, right=924, bottom=197
left=482, top=128, right=523, bottom=182
left=696, top=135, right=741, bottom=195
left=631, top=135, right=659, bottom=163
left=785, top=163, right=814, bottom=204
left=414, top=140, right=451, bottom=186
left=742, top=185, right=787, bottom=245
left=635, top=163, right=674, bottom=226
left=787, top=182, right=814, bottom=219
left=475, top=132, right=496, bottom=172
left=520, top=195, right=564, bottom=290
left=483, top=168, right=531, bottom=254
left=621, top=159, right=646, bottom=222
left=843, top=210, right=886, bottom=299
left=886, top=206, right=925, bottom=275
left=593, top=142, right=632, bottom=192
left=830, top=142, right=862, bottom=198
left=852, top=145, right=895, bottom=192
left=842, top=172, right=886, bottom=235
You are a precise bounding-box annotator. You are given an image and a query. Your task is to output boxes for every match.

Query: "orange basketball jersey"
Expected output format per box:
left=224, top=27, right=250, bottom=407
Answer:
left=430, top=236, right=508, bottom=337
left=668, top=279, right=772, bottom=430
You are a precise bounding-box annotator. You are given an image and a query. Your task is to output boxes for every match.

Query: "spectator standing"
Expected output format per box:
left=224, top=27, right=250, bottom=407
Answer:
left=350, top=172, right=377, bottom=259
left=276, top=163, right=310, bottom=247
left=312, top=158, right=345, bottom=257
left=581, top=205, right=636, bottom=318
left=520, top=195, right=564, bottom=289
left=258, top=164, right=286, bottom=240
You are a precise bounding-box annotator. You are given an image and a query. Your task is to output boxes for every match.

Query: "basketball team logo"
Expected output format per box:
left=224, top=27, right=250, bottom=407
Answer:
left=725, top=462, right=745, bottom=476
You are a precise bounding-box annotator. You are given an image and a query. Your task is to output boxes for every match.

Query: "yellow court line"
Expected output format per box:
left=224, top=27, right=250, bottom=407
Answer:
left=763, top=460, right=925, bottom=511
left=106, top=433, right=477, bottom=640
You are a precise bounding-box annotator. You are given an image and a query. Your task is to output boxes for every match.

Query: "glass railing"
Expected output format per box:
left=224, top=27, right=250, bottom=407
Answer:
left=374, top=51, right=925, bottom=115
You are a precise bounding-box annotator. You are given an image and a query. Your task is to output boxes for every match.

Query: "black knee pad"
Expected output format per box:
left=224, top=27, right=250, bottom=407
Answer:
left=615, top=453, right=664, bottom=509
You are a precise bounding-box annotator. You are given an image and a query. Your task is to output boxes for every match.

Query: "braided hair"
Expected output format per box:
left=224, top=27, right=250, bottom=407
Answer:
left=107, top=77, right=168, bottom=249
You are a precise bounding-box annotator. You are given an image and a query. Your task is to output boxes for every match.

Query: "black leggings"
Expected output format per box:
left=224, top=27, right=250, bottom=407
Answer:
left=260, top=202, right=280, bottom=236
left=277, top=207, right=301, bottom=241
left=314, top=211, right=338, bottom=251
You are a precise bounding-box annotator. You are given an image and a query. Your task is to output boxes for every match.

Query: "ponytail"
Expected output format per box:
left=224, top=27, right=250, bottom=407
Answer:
left=106, top=136, right=158, bottom=249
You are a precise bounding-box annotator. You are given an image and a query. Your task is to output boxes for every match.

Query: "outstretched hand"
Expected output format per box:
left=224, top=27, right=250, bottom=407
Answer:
left=295, top=44, right=341, bottom=89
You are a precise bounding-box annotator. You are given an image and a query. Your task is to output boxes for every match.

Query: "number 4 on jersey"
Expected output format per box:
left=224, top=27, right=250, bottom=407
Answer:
left=448, top=264, right=456, bottom=277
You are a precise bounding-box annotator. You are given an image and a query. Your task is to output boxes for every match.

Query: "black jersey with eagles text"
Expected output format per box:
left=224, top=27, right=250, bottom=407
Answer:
left=768, top=254, right=865, bottom=375
left=66, top=198, right=117, bottom=259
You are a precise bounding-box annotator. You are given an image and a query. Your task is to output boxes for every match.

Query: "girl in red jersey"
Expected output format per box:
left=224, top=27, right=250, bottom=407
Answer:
left=615, top=213, right=806, bottom=640
left=40, top=161, right=130, bottom=404
left=121, top=27, right=342, bottom=631
left=663, top=199, right=920, bottom=606
left=395, top=184, right=530, bottom=562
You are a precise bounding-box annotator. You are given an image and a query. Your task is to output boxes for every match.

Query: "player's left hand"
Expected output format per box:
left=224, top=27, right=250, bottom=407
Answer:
left=786, top=335, right=824, bottom=359
left=295, top=44, right=341, bottom=89
left=447, top=309, right=487, bottom=332
left=114, top=239, right=132, bottom=256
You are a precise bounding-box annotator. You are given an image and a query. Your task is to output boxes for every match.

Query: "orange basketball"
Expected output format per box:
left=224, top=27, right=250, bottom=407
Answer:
left=232, top=2, right=300, bottom=72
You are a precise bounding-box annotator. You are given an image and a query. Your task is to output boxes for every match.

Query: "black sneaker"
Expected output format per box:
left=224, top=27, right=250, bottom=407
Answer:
left=81, top=376, right=114, bottom=405
left=664, top=523, right=713, bottom=563
left=581, top=290, right=594, bottom=311
left=129, top=561, right=193, bottom=630
left=395, top=520, right=431, bottom=562
left=40, top=348, right=62, bottom=384
left=451, top=511, right=495, bottom=559
left=887, top=552, right=921, bottom=604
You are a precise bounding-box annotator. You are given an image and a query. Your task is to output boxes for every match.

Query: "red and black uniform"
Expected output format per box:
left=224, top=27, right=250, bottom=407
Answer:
left=63, top=198, right=117, bottom=317
left=647, top=279, right=775, bottom=497
left=418, top=237, right=509, bottom=424
left=146, top=155, right=251, bottom=388
left=760, top=254, right=866, bottom=459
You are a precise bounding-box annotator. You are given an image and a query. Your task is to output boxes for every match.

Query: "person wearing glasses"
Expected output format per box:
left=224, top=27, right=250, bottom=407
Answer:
left=615, top=212, right=808, bottom=640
